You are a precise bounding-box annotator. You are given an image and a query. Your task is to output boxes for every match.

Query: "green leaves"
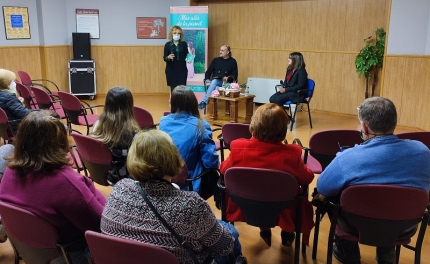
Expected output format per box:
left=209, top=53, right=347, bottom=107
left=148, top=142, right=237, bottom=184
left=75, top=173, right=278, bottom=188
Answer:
left=355, top=28, right=386, bottom=80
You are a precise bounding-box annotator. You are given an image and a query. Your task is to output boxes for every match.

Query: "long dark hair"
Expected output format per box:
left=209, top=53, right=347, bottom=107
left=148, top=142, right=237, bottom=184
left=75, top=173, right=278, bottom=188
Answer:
left=288, top=52, right=306, bottom=71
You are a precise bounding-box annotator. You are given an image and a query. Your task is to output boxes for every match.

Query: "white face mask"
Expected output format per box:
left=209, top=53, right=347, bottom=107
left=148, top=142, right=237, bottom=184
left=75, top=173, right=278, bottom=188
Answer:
left=9, top=81, right=16, bottom=92
left=173, top=35, right=180, bottom=41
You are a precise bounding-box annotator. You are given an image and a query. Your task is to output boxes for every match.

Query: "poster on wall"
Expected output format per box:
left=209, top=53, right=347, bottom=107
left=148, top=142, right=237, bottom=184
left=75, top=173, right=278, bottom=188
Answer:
left=76, top=9, right=100, bottom=39
left=2, top=6, right=31, bottom=39
left=170, top=6, right=208, bottom=93
left=136, top=17, right=166, bottom=39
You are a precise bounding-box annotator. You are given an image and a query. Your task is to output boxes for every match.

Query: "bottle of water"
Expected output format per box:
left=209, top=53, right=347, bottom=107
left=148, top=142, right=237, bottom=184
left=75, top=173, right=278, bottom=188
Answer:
left=245, top=86, right=249, bottom=96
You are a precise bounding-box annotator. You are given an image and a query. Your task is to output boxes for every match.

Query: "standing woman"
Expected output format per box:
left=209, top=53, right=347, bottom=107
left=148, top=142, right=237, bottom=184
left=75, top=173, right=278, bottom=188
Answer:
left=164, top=25, right=188, bottom=93
left=269, top=52, right=308, bottom=108
left=91, top=87, right=141, bottom=184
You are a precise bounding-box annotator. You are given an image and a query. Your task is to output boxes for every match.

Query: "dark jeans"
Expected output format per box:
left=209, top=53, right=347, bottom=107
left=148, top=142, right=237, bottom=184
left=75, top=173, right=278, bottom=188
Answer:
left=269, top=91, right=291, bottom=107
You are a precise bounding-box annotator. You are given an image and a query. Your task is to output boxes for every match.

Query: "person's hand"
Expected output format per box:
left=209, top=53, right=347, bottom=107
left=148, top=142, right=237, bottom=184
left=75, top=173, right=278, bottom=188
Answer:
left=18, top=97, right=24, bottom=104
left=168, top=54, right=175, bottom=60
left=280, top=88, right=286, bottom=93
left=222, top=76, right=228, bottom=82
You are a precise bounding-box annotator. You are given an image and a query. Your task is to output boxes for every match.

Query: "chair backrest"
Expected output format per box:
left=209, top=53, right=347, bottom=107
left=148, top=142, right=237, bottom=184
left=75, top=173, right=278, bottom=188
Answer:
left=17, top=70, right=32, bottom=86
left=171, top=165, right=188, bottom=188
left=133, top=106, right=155, bottom=129
left=85, top=231, right=179, bottom=264
left=307, top=78, right=315, bottom=98
left=396, top=131, right=430, bottom=149
left=15, top=82, right=37, bottom=109
left=221, top=123, right=251, bottom=147
left=224, top=167, right=298, bottom=227
left=0, top=108, right=14, bottom=142
left=309, top=129, right=362, bottom=170
left=71, top=133, right=113, bottom=186
left=0, top=201, right=69, bottom=262
left=57, top=91, right=84, bottom=124
left=31, top=86, right=53, bottom=109
left=339, top=184, right=429, bottom=246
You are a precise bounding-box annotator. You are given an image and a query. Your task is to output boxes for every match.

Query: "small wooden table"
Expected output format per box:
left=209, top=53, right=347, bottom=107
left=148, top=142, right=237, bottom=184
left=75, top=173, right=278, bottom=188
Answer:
left=207, top=94, right=255, bottom=123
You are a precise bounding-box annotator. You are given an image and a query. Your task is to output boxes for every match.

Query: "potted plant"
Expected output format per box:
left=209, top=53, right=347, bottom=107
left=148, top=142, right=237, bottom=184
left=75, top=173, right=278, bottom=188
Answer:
left=355, top=28, right=386, bottom=98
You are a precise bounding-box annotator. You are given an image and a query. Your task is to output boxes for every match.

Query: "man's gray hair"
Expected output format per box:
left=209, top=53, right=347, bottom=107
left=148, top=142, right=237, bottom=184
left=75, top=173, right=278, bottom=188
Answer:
left=358, top=97, right=397, bottom=134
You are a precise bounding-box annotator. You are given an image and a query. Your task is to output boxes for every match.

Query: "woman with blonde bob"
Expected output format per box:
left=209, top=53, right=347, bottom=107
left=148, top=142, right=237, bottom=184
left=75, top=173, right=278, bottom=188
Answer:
left=164, top=25, right=188, bottom=92
left=92, top=87, right=140, bottom=183
left=220, top=103, right=315, bottom=247
left=101, top=130, right=242, bottom=264
left=0, top=110, right=106, bottom=263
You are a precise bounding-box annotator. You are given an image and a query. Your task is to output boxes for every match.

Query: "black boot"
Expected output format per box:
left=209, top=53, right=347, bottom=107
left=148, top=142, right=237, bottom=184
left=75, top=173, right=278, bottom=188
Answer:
left=259, top=229, right=272, bottom=246
left=281, top=231, right=296, bottom=246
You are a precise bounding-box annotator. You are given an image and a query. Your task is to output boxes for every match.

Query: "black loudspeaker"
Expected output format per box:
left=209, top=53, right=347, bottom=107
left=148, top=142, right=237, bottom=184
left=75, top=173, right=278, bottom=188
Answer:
left=72, top=33, right=91, bottom=60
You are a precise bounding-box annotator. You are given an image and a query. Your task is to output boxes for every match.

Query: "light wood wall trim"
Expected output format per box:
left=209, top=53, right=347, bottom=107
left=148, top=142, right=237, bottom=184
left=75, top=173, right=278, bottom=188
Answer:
left=209, top=46, right=360, bottom=55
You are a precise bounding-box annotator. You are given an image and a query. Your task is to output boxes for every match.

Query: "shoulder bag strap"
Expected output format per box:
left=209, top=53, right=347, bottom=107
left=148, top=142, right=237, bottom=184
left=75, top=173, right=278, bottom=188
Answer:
left=136, top=182, right=200, bottom=264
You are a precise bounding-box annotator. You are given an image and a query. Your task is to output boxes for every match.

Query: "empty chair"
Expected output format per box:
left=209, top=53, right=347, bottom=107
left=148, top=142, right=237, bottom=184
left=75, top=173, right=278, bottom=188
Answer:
left=15, top=82, right=38, bottom=109
left=57, top=91, right=102, bottom=135
left=31, top=86, right=65, bottom=118
left=0, top=201, right=84, bottom=264
left=85, top=230, right=179, bottom=264
left=18, top=70, right=60, bottom=95
left=133, top=106, right=158, bottom=129
left=322, top=185, right=429, bottom=264
left=217, top=123, right=251, bottom=161
left=218, top=167, right=307, bottom=264
left=71, top=133, right=115, bottom=186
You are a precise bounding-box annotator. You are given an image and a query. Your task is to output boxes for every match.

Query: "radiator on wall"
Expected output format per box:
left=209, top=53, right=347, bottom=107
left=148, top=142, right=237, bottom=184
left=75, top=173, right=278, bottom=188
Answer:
left=247, top=77, right=281, bottom=104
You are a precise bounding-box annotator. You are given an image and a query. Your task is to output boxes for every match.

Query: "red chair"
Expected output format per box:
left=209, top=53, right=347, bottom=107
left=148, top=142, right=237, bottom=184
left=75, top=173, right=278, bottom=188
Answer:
left=133, top=106, right=158, bottom=129
left=322, top=185, right=429, bottom=264
left=217, top=123, right=252, bottom=161
left=31, top=86, right=65, bottom=119
left=0, top=201, right=84, bottom=264
left=0, top=108, right=18, bottom=144
left=17, top=70, right=60, bottom=96
left=57, top=91, right=102, bottom=135
left=218, top=167, right=308, bottom=264
left=15, top=82, right=38, bottom=109
left=85, top=231, right=179, bottom=264
left=71, top=133, right=114, bottom=186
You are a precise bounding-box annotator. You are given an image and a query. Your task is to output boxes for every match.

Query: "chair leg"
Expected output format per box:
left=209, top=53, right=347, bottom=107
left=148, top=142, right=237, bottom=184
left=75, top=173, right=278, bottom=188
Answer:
left=395, top=245, right=401, bottom=264
left=312, top=210, right=321, bottom=259
left=306, top=102, right=312, bottom=128
left=290, top=103, right=299, bottom=131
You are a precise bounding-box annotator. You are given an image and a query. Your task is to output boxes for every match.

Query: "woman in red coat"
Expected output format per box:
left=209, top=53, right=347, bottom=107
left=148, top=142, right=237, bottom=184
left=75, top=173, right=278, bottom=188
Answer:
left=220, top=103, right=314, bottom=246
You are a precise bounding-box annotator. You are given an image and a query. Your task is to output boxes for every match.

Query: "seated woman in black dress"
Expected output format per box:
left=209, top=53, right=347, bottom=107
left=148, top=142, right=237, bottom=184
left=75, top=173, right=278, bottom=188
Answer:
left=269, top=52, right=308, bottom=108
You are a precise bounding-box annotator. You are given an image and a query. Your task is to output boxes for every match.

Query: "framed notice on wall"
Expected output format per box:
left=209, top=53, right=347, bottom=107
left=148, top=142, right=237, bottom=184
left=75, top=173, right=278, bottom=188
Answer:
left=136, top=17, right=166, bottom=39
left=76, top=9, right=100, bottom=39
left=2, top=6, right=31, bottom=39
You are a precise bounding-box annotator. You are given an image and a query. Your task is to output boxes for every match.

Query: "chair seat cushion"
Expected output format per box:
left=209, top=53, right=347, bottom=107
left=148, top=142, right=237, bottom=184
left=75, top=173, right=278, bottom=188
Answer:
left=78, top=114, right=99, bottom=126
left=304, top=155, right=322, bottom=174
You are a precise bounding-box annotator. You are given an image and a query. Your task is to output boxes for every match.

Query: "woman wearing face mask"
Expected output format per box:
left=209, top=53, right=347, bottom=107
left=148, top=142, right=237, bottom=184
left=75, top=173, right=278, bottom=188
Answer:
left=0, top=69, right=31, bottom=136
left=164, top=25, right=188, bottom=95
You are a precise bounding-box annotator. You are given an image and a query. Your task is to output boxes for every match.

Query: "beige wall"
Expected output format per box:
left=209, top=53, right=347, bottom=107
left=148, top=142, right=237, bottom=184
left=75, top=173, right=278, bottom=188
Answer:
left=2, top=0, right=429, bottom=129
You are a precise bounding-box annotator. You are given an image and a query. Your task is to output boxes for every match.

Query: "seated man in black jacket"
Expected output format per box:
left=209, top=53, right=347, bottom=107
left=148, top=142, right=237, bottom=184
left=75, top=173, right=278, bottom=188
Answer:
left=199, top=44, right=238, bottom=109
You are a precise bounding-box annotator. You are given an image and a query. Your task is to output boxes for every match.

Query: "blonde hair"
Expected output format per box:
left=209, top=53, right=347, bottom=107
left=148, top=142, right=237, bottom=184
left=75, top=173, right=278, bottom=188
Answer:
left=127, top=130, right=184, bottom=181
left=168, top=25, right=184, bottom=42
left=91, top=87, right=140, bottom=147
left=0, top=69, right=16, bottom=90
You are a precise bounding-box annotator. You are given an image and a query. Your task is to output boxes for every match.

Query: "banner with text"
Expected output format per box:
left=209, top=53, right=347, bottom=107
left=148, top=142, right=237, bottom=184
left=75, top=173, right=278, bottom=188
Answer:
left=170, top=6, right=208, bottom=93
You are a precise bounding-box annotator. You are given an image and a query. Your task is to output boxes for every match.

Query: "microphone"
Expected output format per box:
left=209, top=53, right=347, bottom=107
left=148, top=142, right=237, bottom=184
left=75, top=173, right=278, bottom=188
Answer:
left=280, top=80, right=285, bottom=88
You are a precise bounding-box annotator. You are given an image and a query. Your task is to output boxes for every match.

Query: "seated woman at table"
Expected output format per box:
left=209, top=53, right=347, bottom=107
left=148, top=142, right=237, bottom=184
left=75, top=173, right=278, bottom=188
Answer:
left=220, top=103, right=315, bottom=247
left=101, top=129, right=242, bottom=263
left=159, top=85, right=219, bottom=193
left=0, top=110, right=106, bottom=262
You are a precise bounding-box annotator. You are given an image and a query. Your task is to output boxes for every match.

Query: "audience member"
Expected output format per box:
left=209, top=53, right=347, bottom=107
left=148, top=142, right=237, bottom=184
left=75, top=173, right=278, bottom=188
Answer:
left=159, top=85, right=219, bottom=193
left=0, top=110, right=106, bottom=262
left=269, top=52, right=308, bottom=109
left=317, top=97, right=430, bottom=264
left=199, top=44, right=238, bottom=109
left=0, top=69, right=31, bottom=135
left=92, top=87, right=140, bottom=184
left=220, top=103, right=315, bottom=246
left=101, top=129, right=242, bottom=264
left=164, top=25, right=188, bottom=93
